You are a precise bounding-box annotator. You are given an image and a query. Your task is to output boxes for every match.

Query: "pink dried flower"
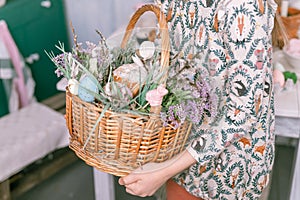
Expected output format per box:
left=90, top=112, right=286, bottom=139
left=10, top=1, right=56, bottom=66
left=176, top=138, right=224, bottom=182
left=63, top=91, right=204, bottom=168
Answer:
left=146, top=85, right=168, bottom=106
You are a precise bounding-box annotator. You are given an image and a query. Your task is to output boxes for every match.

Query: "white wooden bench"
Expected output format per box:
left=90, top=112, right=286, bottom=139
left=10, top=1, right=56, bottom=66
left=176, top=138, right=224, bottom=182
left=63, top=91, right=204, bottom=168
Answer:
left=0, top=93, right=76, bottom=200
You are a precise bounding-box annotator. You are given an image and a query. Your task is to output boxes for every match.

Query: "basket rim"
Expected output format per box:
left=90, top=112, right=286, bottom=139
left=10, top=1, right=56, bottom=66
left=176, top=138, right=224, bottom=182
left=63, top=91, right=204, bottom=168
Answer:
left=67, top=88, right=151, bottom=119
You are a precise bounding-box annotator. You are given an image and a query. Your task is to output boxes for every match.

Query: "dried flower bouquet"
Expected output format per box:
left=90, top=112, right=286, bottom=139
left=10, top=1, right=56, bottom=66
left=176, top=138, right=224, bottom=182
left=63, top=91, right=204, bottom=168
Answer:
left=46, top=4, right=216, bottom=176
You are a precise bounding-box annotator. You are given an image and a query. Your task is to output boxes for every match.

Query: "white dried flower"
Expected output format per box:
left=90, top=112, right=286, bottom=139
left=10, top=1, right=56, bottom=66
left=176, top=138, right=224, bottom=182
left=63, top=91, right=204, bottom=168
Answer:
left=132, top=54, right=144, bottom=67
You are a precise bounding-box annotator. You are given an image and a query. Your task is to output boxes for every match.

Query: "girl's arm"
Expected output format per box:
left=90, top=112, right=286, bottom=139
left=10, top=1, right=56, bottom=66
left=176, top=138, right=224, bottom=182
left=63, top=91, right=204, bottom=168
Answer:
left=119, top=150, right=196, bottom=197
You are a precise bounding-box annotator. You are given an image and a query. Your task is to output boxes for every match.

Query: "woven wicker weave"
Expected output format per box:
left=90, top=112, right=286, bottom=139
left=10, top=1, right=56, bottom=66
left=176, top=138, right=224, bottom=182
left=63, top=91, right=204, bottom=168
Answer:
left=280, top=7, right=300, bottom=39
left=274, top=7, right=300, bottom=48
left=66, top=4, right=192, bottom=176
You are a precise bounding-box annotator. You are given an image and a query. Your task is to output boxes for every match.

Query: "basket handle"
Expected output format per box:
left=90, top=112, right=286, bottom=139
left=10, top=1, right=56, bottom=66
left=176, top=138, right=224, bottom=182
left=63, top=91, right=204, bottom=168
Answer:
left=121, top=4, right=170, bottom=84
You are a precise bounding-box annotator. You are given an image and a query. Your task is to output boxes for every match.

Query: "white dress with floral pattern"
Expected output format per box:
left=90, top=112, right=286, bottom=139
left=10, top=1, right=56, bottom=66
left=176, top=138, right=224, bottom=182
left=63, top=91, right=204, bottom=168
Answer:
left=157, top=0, right=277, bottom=199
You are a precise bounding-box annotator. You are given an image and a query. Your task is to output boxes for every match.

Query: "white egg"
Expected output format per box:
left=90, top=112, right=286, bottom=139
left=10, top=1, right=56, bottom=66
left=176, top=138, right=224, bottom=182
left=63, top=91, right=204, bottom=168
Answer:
left=139, top=41, right=155, bottom=60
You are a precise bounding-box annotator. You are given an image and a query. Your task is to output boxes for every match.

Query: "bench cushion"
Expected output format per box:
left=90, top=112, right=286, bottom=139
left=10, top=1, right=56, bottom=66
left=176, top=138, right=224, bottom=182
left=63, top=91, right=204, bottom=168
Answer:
left=0, top=102, right=69, bottom=181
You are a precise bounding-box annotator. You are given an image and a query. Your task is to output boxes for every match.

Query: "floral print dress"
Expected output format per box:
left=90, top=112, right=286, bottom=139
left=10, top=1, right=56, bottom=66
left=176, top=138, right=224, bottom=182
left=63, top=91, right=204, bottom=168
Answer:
left=157, top=0, right=277, bottom=199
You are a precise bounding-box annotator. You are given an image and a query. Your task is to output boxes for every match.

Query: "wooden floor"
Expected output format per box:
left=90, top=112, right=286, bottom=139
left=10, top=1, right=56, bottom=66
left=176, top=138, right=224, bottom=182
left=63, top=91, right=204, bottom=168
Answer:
left=11, top=136, right=297, bottom=200
left=14, top=154, right=95, bottom=200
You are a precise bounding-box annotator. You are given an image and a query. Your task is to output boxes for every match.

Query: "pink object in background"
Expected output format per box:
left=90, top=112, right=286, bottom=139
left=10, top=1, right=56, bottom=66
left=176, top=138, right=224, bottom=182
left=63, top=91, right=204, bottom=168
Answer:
left=0, top=20, right=29, bottom=108
left=273, top=69, right=285, bottom=87
left=285, top=38, right=300, bottom=57
left=283, top=38, right=300, bottom=70
left=0, top=0, right=6, bottom=8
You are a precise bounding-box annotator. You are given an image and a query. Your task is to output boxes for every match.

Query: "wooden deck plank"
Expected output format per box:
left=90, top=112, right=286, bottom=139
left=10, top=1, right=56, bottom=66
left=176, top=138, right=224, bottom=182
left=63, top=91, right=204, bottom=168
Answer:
left=0, top=179, right=11, bottom=200
left=10, top=150, right=77, bottom=199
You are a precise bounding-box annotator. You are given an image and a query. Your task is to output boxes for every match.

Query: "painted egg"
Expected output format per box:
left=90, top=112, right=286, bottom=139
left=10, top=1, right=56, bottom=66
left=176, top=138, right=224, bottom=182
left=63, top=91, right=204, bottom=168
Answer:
left=78, top=75, right=99, bottom=102
left=68, top=79, right=79, bottom=95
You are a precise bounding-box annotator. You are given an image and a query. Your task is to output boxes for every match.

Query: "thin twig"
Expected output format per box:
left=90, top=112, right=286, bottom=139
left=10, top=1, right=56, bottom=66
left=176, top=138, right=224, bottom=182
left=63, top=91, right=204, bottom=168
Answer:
left=95, top=29, right=109, bottom=49
left=70, top=21, right=79, bottom=51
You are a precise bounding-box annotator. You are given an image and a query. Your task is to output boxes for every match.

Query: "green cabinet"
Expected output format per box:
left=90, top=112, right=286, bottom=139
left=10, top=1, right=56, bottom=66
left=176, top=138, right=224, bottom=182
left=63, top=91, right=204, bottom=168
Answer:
left=0, top=0, right=70, bottom=113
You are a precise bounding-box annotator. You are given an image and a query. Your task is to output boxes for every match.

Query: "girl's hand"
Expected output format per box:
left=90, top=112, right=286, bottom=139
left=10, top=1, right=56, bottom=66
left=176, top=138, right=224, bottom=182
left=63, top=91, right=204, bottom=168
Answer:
left=118, top=168, right=168, bottom=197
left=118, top=150, right=196, bottom=197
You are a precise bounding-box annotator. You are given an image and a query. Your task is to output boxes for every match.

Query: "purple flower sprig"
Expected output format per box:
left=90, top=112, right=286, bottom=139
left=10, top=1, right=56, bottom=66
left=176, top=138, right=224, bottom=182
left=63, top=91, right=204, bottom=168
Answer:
left=160, top=70, right=217, bottom=129
left=53, top=53, right=66, bottom=77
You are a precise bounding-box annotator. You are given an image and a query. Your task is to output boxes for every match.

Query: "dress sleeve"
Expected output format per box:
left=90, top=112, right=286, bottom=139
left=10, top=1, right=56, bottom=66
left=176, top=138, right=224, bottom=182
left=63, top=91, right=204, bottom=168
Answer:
left=186, top=0, right=277, bottom=164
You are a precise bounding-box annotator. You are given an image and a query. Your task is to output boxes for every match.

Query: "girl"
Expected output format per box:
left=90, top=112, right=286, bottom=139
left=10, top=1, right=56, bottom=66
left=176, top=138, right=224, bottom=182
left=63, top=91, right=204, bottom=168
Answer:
left=119, top=0, right=277, bottom=199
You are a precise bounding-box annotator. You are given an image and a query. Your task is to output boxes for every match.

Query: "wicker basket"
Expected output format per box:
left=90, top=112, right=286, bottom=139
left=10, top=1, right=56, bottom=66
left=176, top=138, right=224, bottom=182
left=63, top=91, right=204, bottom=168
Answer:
left=280, top=7, right=300, bottom=39
left=274, top=7, right=300, bottom=48
left=65, top=4, right=193, bottom=177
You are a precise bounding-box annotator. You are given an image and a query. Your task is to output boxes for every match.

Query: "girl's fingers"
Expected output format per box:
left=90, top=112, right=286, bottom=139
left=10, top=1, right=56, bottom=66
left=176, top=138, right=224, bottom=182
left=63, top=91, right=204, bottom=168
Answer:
left=119, top=175, right=140, bottom=185
left=125, top=183, right=148, bottom=197
left=125, top=187, right=137, bottom=196
left=118, top=177, right=125, bottom=185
